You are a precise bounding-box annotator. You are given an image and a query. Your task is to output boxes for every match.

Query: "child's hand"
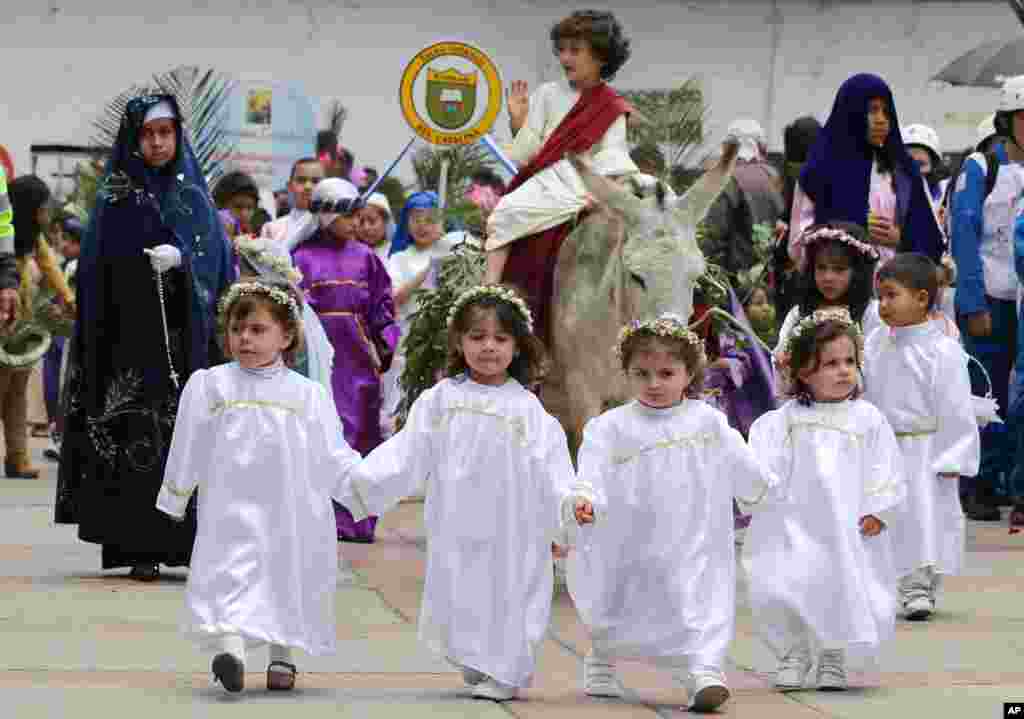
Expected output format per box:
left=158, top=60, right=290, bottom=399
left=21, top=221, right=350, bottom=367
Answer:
left=574, top=499, right=595, bottom=525
left=551, top=542, right=569, bottom=559
left=938, top=472, right=959, bottom=481
left=507, top=80, right=530, bottom=132
left=859, top=514, right=884, bottom=537
left=773, top=351, right=790, bottom=369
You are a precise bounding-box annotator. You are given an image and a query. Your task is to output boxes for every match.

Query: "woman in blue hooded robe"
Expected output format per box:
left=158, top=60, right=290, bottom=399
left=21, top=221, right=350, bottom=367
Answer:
left=55, top=95, right=236, bottom=580
left=787, top=73, right=944, bottom=268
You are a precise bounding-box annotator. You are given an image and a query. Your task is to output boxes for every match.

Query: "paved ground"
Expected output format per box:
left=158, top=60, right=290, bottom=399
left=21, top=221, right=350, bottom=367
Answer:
left=2, top=437, right=1023, bottom=717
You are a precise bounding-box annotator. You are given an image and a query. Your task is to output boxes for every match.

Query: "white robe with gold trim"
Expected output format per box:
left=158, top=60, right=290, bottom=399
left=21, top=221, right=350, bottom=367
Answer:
left=156, top=362, right=360, bottom=655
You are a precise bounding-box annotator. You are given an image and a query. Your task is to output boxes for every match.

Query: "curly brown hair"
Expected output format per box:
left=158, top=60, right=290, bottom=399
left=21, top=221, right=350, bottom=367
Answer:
left=788, top=319, right=863, bottom=405
left=446, top=286, right=548, bottom=386
left=550, top=10, right=632, bottom=81
left=619, top=333, right=706, bottom=399
left=218, top=280, right=305, bottom=367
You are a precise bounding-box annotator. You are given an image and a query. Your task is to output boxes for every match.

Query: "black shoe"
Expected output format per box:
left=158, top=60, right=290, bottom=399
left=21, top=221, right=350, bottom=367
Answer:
left=964, top=501, right=1002, bottom=522
left=212, top=653, right=245, bottom=693
left=129, top=564, right=160, bottom=582
left=43, top=449, right=60, bottom=462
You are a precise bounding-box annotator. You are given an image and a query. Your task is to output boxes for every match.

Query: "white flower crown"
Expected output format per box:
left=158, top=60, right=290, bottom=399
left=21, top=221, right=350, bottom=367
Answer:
left=782, top=307, right=863, bottom=364
left=235, top=235, right=303, bottom=284
left=614, top=313, right=707, bottom=364
left=446, top=285, right=534, bottom=334
left=218, top=281, right=301, bottom=322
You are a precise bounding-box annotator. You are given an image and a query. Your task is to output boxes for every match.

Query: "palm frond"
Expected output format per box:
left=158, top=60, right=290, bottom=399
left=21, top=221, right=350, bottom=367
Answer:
left=410, top=144, right=498, bottom=206
left=622, top=77, right=709, bottom=190
left=327, top=100, right=348, bottom=136
left=91, top=65, right=237, bottom=186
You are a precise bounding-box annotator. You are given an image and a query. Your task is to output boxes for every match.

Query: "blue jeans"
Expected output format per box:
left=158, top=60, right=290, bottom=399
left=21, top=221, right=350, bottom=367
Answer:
left=961, top=297, right=1017, bottom=495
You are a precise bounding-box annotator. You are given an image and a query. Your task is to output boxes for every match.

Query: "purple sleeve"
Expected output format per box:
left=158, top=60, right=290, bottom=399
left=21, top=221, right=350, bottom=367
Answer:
left=367, top=254, right=401, bottom=366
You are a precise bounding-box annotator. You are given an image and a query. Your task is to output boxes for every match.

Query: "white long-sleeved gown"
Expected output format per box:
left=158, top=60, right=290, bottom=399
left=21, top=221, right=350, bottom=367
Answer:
left=744, top=399, right=906, bottom=664
left=864, top=323, right=980, bottom=577
left=344, top=375, right=581, bottom=688
left=156, top=362, right=361, bottom=655
left=567, top=400, right=774, bottom=669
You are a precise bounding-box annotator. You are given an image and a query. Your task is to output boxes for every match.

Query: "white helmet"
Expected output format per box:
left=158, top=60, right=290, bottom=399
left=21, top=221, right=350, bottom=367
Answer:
left=976, top=114, right=997, bottom=147
left=901, top=124, right=941, bottom=158
left=998, top=75, right=1024, bottom=113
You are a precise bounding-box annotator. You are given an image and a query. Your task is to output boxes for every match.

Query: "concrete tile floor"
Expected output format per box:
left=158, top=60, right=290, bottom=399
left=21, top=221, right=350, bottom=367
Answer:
left=1, top=439, right=1022, bottom=717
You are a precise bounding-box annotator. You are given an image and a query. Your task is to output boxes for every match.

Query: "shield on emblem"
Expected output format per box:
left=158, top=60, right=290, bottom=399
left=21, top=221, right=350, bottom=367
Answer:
left=426, top=67, right=478, bottom=130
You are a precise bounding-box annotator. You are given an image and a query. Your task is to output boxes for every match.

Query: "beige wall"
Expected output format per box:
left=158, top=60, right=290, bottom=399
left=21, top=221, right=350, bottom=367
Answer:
left=0, top=0, right=1016, bottom=188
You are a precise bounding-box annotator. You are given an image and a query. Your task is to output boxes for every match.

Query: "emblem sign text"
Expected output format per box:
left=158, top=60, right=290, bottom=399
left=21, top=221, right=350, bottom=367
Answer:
left=400, top=41, right=503, bottom=146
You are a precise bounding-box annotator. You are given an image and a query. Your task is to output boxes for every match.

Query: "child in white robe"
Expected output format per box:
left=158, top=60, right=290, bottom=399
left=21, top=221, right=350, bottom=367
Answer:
left=865, top=254, right=979, bottom=620
left=567, top=314, right=775, bottom=713
left=343, top=285, right=596, bottom=702
left=747, top=308, right=906, bottom=692
left=156, top=280, right=361, bottom=694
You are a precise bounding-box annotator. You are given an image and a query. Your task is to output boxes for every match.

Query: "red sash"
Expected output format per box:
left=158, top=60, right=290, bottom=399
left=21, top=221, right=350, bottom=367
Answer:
left=502, top=83, right=631, bottom=345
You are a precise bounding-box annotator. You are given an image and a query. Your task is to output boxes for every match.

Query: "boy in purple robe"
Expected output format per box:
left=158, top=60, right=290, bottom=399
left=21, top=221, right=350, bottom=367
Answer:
left=293, top=178, right=400, bottom=542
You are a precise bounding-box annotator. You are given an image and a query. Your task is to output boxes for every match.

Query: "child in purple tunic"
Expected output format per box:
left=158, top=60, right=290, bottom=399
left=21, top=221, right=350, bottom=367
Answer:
left=293, top=178, right=400, bottom=542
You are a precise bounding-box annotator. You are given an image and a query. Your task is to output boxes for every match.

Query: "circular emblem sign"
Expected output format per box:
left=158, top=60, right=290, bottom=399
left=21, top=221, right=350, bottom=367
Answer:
left=400, top=41, right=503, bottom=146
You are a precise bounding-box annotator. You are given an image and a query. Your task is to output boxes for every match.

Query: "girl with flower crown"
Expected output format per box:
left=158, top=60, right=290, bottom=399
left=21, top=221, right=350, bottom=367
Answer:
left=745, top=309, right=905, bottom=692
left=157, top=279, right=361, bottom=696
left=342, top=285, right=595, bottom=702
left=774, top=222, right=881, bottom=394
left=566, top=313, right=774, bottom=712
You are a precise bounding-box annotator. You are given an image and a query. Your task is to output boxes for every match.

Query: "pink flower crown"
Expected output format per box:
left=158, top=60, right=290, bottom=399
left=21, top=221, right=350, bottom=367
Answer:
left=798, top=226, right=880, bottom=262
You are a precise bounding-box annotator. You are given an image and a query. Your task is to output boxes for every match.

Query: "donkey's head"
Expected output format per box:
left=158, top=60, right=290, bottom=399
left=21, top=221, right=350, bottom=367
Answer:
left=568, top=138, right=738, bottom=323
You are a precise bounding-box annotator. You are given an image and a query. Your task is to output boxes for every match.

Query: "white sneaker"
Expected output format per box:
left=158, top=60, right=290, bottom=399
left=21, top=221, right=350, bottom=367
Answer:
left=460, top=666, right=486, bottom=686
left=685, top=667, right=731, bottom=712
left=815, top=649, right=847, bottom=690
left=583, top=653, right=623, bottom=698
left=472, top=678, right=518, bottom=701
left=774, top=643, right=812, bottom=691
left=903, top=594, right=934, bottom=621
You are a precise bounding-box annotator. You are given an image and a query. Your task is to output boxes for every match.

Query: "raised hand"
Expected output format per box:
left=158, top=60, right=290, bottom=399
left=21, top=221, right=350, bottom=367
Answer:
left=507, top=80, right=530, bottom=133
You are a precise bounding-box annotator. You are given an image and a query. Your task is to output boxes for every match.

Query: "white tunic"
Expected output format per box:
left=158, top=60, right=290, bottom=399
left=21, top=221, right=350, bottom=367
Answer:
left=863, top=323, right=980, bottom=577
left=345, top=376, right=580, bottom=687
left=156, top=363, right=361, bottom=655
left=567, top=401, right=774, bottom=669
left=744, top=399, right=905, bottom=663
left=487, top=81, right=637, bottom=249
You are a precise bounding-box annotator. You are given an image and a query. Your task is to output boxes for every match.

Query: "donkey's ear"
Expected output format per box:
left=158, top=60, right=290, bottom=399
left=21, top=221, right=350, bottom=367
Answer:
left=672, top=135, right=738, bottom=225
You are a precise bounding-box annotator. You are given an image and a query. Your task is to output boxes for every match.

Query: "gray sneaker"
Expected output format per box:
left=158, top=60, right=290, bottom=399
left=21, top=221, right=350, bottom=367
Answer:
left=774, top=643, right=812, bottom=691
left=684, top=667, right=731, bottom=712
left=583, top=653, right=623, bottom=698
left=815, top=649, right=847, bottom=691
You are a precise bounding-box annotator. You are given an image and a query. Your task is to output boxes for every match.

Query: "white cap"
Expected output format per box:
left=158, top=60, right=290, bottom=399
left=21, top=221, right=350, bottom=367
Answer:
left=365, top=192, right=391, bottom=217
left=312, top=178, right=359, bottom=229
left=999, top=75, right=1024, bottom=113
left=143, top=100, right=176, bottom=126
left=977, top=114, right=997, bottom=146
left=726, top=118, right=767, bottom=161
left=901, top=124, right=941, bottom=158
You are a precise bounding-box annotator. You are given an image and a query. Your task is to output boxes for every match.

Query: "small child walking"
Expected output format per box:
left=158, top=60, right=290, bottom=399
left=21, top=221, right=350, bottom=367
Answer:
left=747, top=309, right=905, bottom=691
left=864, top=254, right=980, bottom=620
left=156, top=280, right=361, bottom=694
left=342, top=285, right=595, bottom=701
left=567, top=314, right=774, bottom=713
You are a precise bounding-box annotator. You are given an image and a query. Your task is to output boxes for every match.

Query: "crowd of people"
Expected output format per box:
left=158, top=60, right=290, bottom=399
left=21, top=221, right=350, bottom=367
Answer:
left=0, top=6, right=1021, bottom=714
